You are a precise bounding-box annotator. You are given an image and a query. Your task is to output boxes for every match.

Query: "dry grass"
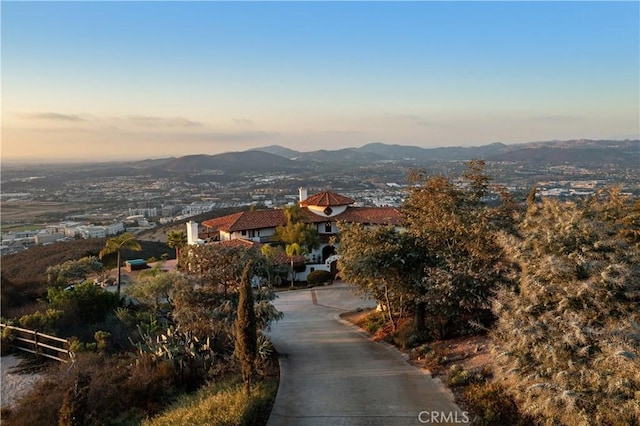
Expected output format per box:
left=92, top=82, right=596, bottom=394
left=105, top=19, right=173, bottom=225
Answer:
left=142, top=375, right=278, bottom=426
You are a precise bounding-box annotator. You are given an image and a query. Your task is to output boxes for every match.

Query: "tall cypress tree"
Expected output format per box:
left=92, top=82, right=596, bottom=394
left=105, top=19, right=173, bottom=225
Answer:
left=235, top=261, right=257, bottom=396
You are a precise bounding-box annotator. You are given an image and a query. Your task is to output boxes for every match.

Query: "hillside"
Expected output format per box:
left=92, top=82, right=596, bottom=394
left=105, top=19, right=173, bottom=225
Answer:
left=1, top=239, right=171, bottom=285
left=251, top=139, right=639, bottom=165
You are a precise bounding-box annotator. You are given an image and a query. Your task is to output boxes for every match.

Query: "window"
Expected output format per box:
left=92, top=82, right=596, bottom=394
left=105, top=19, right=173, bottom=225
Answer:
left=249, top=230, right=256, bottom=238
left=325, top=222, right=332, bottom=233
left=241, top=230, right=247, bottom=236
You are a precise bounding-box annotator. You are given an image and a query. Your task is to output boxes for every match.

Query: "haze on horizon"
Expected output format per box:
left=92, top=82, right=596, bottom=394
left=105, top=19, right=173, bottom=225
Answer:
left=2, top=1, right=638, bottom=163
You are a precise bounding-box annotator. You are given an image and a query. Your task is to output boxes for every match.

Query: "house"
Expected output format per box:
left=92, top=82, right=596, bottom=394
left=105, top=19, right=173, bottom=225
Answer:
left=187, top=188, right=403, bottom=281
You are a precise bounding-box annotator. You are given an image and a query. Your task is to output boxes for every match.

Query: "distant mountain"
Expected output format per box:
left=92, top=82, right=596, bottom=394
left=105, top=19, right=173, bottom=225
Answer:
left=248, top=139, right=638, bottom=166
left=356, top=143, right=434, bottom=160
left=250, top=145, right=300, bottom=159
left=486, top=140, right=639, bottom=164
left=296, top=148, right=387, bottom=163
left=156, top=151, right=297, bottom=173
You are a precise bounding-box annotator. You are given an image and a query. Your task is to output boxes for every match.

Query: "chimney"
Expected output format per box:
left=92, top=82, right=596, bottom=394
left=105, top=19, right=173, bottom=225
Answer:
left=299, top=187, right=308, bottom=204
left=186, top=221, right=199, bottom=245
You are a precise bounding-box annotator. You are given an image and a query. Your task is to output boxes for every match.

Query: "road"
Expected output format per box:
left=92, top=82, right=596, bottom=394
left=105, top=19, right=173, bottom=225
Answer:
left=266, top=282, right=469, bottom=426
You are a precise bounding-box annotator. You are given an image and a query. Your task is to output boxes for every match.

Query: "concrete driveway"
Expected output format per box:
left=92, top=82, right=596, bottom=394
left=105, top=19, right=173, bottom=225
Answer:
left=266, top=282, right=469, bottom=426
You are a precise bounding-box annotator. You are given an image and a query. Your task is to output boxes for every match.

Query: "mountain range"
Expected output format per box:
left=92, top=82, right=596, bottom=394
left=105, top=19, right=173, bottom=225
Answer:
left=111, top=139, right=640, bottom=174
left=120, top=139, right=636, bottom=177
left=250, top=139, right=638, bottom=164
left=6, top=140, right=636, bottom=182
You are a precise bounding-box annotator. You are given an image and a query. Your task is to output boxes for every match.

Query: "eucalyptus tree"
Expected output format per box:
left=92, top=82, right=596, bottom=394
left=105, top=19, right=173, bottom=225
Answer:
left=98, top=232, right=142, bottom=295
left=492, top=192, right=640, bottom=425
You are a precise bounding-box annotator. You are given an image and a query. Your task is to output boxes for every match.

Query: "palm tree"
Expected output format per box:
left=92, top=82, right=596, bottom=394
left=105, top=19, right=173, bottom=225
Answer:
left=285, top=243, right=302, bottom=287
left=99, top=232, right=142, bottom=296
left=166, top=229, right=187, bottom=260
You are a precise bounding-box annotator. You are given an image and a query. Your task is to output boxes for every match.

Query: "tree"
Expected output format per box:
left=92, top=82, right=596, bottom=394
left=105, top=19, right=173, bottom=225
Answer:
left=338, top=224, right=422, bottom=330
left=48, top=282, right=121, bottom=325
left=492, top=194, right=640, bottom=425
left=186, top=243, right=261, bottom=295
left=274, top=205, right=320, bottom=253
left=46, top=256, right=104, bottom=286
left=285, top=243, right=303, bottom=287
left=260, top=245, right=290, bottom=287
left=126, top=271, right=175, bottom=311
left=402, top=162, right=511, bottom=338
left=98, top=232, right=142, bottom=296
left=166, top=229, right=187, bottom=261
left=235, top=262, right=257, bottom=396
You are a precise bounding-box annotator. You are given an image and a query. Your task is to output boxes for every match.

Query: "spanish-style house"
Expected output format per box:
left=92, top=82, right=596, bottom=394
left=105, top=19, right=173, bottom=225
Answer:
left=186, top=188, right=402, bottom=280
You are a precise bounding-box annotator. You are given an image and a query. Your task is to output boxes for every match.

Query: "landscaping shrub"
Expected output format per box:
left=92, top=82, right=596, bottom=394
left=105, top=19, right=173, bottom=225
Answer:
left=306, top=270, right=332, bottom=286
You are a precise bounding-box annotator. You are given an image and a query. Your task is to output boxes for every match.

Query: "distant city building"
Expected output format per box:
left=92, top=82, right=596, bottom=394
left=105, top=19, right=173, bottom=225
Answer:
left=182, top=202, right=217, bottom=217
left=48, top=221, right=125, bottom=239
left=161, top=205, right=178, bottom=217
left=34, top=232, right=65, bottom=245
left=128, top=207, right=158, bottom=217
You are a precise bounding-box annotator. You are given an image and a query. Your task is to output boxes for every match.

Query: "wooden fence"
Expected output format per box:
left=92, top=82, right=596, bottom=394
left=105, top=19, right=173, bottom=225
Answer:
left=0, top=324, right=72, bottom=363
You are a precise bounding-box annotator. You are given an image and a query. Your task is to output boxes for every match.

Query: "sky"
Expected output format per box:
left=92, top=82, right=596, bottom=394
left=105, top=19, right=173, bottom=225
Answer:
left=2, top=1, right=639, bottom=163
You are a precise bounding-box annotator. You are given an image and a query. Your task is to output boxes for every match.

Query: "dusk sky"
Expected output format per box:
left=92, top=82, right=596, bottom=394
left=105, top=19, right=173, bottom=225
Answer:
left=2, top=1, right=639, bottom=163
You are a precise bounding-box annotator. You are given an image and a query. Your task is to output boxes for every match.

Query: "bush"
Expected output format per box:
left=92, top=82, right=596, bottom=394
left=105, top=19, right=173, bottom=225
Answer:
left=18, top=309, right=64, bottom=334
left=493, top=195, right=640, bottom=425
left=48, top=282, right=121, bottom=325
left=462, top=382, right=531, bottom=426
left=385, top=317, right=419, bottom=349
left=143, top=375, right=278, bottom=426
left=356, top=311, right=385, bottom=334
left=306, top=270, right=332, bottom=286
left=447, top=365, right=472, bottom=387
left=4, top=352, right=179, bottom=426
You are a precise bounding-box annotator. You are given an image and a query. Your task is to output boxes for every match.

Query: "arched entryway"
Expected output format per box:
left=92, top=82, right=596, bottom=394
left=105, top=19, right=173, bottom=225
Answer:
left=322, top=245, right=336, bottom=263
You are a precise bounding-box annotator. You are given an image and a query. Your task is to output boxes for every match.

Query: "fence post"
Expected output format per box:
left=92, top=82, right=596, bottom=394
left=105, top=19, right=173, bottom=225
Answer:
left=34, top=330, right=39, bottom=357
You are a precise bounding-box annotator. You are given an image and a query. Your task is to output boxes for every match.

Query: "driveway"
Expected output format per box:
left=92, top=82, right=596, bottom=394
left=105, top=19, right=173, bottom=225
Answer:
left=266, top=282, right=469, bottom=426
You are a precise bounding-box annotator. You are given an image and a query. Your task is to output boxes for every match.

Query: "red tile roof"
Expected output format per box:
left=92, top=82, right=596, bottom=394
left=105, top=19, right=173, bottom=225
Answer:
left=216, top=239, right=263, bottom=248
left=201, top=197, right=402, bottom=235
left=202, top=210, right=287, bottom=232
left=201, top=211, right=244, bottom=232
left=300, top=191, right=355, bottom=207
left=333, top=207, right=403, bottom=226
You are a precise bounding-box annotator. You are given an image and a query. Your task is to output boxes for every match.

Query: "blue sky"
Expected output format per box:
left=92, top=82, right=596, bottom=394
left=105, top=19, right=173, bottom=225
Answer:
left=2, top=1, right=638, bottom=162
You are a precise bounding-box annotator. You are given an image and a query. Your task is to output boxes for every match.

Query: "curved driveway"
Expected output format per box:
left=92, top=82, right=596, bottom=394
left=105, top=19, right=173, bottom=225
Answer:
left=266, top=282, right=468, bottom=425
